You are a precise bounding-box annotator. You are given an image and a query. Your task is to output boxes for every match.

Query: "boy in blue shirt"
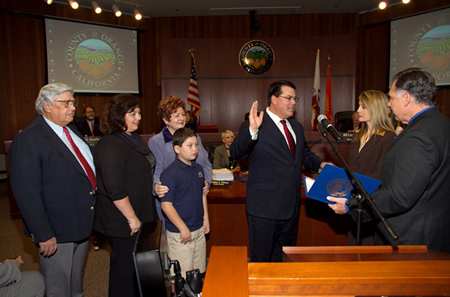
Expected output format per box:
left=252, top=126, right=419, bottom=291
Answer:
left=160, top=127, right=210, bottom=279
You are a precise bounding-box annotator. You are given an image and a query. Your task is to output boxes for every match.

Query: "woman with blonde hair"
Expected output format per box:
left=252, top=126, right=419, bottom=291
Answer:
left=351, top=90, right=396, bottom=179
left=213, top=130, right=240, bottom=171
left=329, top=90, right=396, bottom=245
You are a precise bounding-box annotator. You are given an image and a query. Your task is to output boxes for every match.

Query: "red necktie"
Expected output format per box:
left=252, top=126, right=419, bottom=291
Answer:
left=280, top=120, right=296, bottom=159
left=63, top=127, right=97, bottom=191
left=90, top=122, right=95, bottom=136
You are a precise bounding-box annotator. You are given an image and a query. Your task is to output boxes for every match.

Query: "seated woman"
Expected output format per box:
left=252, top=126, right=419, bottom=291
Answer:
left=213, top=130, right=240, bottom=172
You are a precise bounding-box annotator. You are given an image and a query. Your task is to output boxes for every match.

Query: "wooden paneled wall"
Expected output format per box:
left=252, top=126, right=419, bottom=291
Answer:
left=1, top=0, right=449, bottom=153
left=160, top=35, right=356, bottom=132
left=0, top=1, right=161, bottom=152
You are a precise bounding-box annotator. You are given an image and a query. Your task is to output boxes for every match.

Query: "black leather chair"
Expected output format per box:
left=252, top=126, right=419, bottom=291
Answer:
left=334, top=111, right=355, bottom=132
left=202, top=141, right=222, bottom=164
left=134, top=221, right=171, bottom=297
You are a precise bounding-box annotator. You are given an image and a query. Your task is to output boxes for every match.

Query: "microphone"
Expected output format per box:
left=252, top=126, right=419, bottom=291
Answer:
left=317, top=114, right=343, bottom=144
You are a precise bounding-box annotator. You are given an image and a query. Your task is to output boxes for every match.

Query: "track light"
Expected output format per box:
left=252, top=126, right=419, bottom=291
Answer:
left=402, top=0, right=410, bottom=3
left=112, top=3, right=122, bottom=17
left=91, top=1, right=102, bottom=14
left=68, top=0, right=79, bottom=9
left=134, top=8, right=142, bottom=20
left=43, top=0, right=53, bottom=4
left=378, top=1, right=387, bottom=9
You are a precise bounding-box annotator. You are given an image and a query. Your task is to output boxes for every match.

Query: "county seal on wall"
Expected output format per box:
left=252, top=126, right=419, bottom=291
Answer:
left=239, top=40, right=274, bottom=75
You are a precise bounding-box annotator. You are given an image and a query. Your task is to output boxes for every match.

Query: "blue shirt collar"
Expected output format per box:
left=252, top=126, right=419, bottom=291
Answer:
left=163, top=126, right=172, bottom=143
left=409, top=106, right=435, bottom=124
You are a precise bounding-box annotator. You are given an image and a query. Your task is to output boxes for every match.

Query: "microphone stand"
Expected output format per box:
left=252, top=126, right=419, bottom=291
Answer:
left=318, top=128, right=398, bottom=244
left=163, top=253, right=201, bottom=297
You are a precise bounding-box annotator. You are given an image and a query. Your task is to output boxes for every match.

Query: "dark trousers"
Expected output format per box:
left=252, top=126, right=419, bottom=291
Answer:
left=247, top=205, right=300, bottom=262
left=108, top=236, right=139, bottom=297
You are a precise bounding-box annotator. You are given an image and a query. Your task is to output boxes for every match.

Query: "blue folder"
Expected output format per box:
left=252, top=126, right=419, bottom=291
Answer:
left=304, top=164, right=381, bottom=204
left=234, top=176, right=248, bottom=183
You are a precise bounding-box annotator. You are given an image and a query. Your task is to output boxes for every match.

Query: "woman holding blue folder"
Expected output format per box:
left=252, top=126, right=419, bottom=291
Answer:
left=328, top=90, right=396, bottom=245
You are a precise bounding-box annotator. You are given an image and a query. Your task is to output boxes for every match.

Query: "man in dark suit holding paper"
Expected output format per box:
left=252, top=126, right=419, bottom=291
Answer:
left=9, top=83, right=96, bottom=296
left=329, top=68, right=450, bottom=254
left=231, top=80, right=327, bottom=262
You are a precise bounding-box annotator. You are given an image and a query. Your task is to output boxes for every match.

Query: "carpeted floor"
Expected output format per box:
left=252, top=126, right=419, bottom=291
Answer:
left=0, top=180, right=110, bottom=296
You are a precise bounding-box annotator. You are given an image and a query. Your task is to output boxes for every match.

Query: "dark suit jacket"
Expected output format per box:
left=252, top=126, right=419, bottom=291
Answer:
left=76, top=118, right=102, bottom=137
left=348, top=131, right=396, bottom=180
left=231, top=112, right=323, bottom=220
left=371, top=107, right=450, bottom=253
left=8, top=116, right=95, bottom=243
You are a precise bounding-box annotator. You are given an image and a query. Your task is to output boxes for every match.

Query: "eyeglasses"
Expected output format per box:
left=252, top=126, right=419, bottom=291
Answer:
left=55, top=99, right=78, bottom=108
left=278, top=95, right=299, bottom=102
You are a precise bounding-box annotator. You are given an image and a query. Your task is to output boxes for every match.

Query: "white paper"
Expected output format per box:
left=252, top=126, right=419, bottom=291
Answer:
left=303, top=176, right=316, bottom=194
left=212, top=169, right=234, bottom=181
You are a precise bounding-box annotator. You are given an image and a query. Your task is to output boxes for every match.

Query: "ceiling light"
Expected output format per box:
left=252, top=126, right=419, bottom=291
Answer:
left=112, top=4, right=122, bottom=17
left=43, top=0, right=53, bottom=4
left=91, top=1, right=102, bottom=14
left=68, top=0, right=79, bottom=9
left=402, top=0, right=411, bottom=3
left=378, top=1, right=387, bottom=9
left=134, top=8, right=142, bottom=20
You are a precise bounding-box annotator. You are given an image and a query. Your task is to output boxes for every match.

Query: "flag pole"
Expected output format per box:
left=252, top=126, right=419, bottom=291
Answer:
left=187, top=48, right=201, bottom=125
left=189, top=48, right=196, bottom=67
left=188, top=48, right=195, bottom=113
left=311, top=49, right=321, bottom=131
left=324, top=55, right=333, bottom=123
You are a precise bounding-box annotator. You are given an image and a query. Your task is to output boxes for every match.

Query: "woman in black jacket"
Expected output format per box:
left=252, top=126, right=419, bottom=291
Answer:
left=94, top=94, right=157, bottom=297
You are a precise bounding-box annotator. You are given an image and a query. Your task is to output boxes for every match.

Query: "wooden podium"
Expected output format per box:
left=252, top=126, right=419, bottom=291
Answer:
left=203, top=245, right=450, bottom=296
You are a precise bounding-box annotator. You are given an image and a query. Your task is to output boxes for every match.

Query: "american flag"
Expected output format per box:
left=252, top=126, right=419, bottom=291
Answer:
left=187, top=50, right=201, bottom=116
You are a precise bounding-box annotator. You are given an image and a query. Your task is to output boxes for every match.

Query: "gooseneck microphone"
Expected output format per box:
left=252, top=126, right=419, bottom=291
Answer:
left=317, top=114, right=343, bottom=144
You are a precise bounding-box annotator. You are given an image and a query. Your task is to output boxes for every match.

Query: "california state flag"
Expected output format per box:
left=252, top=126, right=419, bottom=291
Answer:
left=311, top=50, right=320, bottom=131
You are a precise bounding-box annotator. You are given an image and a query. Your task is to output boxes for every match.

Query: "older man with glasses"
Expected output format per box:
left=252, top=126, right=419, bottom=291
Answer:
left=9, top=83, right=96, bottom=296
left=329, top=68, right=450, bottom=254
